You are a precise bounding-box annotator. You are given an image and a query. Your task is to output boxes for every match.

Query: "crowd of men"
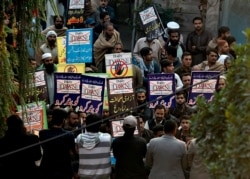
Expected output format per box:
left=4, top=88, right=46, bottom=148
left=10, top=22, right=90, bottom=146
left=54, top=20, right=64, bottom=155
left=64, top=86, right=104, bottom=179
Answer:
left=0, top=0, right=237, bottom=178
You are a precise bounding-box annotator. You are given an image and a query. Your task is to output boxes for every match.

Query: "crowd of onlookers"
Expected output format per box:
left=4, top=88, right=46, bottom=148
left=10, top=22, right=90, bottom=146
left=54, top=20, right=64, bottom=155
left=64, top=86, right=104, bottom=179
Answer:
left=0, top=0, right=237, bottom=178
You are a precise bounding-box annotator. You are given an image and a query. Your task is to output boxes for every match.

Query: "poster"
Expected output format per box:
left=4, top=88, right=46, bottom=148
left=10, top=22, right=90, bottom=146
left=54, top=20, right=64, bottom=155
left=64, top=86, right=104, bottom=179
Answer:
left=66, top=0, right=84, bottom=27
left=54, top=73, right=82, bottom=107
left=26, top=70, right=48, bottom=104
left=188, top=71, right=220, bottom=105
left=148, top=73, right=176, bottom=109
left=66, top=28, right=93, bottom=63
left=78, top=75, right=105, bottom=116
left=57, top=63, right=85, bottom=74
left=105, top=52, right=133, bottom=78
left=57, top=36, right=66, bottom=64
left=16, top=101, right=47, bottom=133
left=139, top=6, right=164, bottom=38
left=107, top=77, right=135, bottom=115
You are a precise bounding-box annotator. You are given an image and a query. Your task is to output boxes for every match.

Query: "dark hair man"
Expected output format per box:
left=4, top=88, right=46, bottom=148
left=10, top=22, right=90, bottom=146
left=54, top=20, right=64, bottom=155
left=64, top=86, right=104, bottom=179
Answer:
left=146, top=119, right=186, bottom=179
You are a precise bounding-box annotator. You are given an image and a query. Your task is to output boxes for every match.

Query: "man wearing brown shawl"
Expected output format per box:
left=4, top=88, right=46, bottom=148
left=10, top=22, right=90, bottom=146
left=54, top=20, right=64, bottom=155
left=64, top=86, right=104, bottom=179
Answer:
left=94, top=22, right=122, bottom=72
left=42, top=15, right=68, bottom=37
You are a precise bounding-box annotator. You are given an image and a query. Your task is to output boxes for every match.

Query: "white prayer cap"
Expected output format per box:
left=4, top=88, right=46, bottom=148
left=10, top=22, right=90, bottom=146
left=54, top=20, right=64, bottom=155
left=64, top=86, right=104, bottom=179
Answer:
left=167, top=21, right=180, bottom=30
left=42, top=53, right=52, bottom=60
left=46, top=30, right=57, bottom=38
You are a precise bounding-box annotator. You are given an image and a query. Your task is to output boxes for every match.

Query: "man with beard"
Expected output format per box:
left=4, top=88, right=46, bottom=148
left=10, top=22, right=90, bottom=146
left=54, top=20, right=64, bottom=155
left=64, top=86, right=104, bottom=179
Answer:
left=165, top=29, right=185, bottom=63
left=186, top=17, right=213, bottom=66
left=42, top=15, right=68, bottom=37
left=37, top=53, right=57, bottom=105
left=135, top=86, right=153, bottom=122
left=169, top=91, right=196, bottom=120
left=192, top=48, right=224, bottom=73
left=94, top=21, right=122, bottom=72
left=175, top=52, right=192, bottom=78
left=39, top=30, right=58, bottom=64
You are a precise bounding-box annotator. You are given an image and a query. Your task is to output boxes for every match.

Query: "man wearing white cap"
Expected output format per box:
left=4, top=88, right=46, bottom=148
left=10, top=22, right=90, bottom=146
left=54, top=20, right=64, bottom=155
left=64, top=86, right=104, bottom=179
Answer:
left=112, top=115, right=147, bottom=179
left=37, top=53, right=57, bottom=105
left=39, top=30, right=58, bottom=64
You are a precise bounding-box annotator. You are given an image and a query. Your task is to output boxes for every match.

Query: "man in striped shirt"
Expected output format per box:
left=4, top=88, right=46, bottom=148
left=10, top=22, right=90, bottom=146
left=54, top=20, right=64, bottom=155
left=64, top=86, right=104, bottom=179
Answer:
left=75, top=113, right=112, bottom=179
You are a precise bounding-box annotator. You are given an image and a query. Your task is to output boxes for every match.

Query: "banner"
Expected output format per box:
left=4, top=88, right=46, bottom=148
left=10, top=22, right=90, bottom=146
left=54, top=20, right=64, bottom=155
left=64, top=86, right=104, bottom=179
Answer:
left=57, top=63, right=85, bottom=74
left=148, top=73, right=176, bottom=109
left=16, top=101, right=47, bottom=133
left=105, top=52, right=133, bottom=78
left=78, top=75, right=105, bottom=116
left=107, top=77, right=135, bottom=115
left=66, top=0, right=84, bottom=27
left=139, top=6, right=164, bottom=38
left=54, top=73, right=82, bottom=107
left=57, top=36, right=66, bottom=64
left=66, top=28, right=93, bottom=63
left=26, top=70, right=48, bottom=104
left=188, top=71, right=220, bottom=105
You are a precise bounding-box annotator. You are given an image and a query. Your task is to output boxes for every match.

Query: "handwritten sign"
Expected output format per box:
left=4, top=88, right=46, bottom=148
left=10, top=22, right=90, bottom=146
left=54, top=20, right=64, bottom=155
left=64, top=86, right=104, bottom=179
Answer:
left=16, top=101, right=48, bottom=132
left=105, top=53, right=133, bottom=77
left=57, top=63, right=85, bottom=74
left=78, top=75, right=105, bottom=116
left=107, top=77, right=135, bottom=115
left=26, top=70, right=48, bottom=104
left=188, top=71, right=220, bottom=105
left=57, top=36, right=66, bottom=64
left=148, top=73, right=176, bottom=109
left=139, top=6, right=164, bottom=38
left=66, top=0, right=84, bottom=27
left=66, top=28, right=93, bottom=63
left=54, top=73, right=82, bottom=107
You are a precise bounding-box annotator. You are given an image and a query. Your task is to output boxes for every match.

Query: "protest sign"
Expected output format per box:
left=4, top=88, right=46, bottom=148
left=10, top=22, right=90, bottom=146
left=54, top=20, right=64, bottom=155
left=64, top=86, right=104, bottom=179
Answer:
left=105, top=52, right=133, bottom=78
left=188, top=71, right=220, bottom=105
left=66, top=0, right=84, bottom=28
left=57, top=63, right=85, bottom=74
left=78, top=75, right=105, bottom=116
left=148, top=73, right=176, bottom=109
left=139, top=6, right=164, bottom=38
left=54, top=73, right=82, bottom=107
left=57, top=36, right=66, bottom=64
left=107, top=77, right=135, bottom=116
left=66, top=28, right=93, bottom=63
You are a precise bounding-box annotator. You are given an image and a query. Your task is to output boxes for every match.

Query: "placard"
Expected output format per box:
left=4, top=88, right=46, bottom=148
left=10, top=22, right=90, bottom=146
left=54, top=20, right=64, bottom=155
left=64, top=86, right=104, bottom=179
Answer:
left=66, top=28, right=93, bottom=63
left=57, top=36, right=66, bottom=64
left=105, top=52, right=133, bottom=78
left=148, top=73, right=176, bottom=108
left=57, top=63, right=85, bottom=74
left=78, top=75, right=105, bottom=116
left=66, top=0, right=84, bottom=27
left=107, top=77, right=135, bottom=115
left=54, top=73, right=82, bottom=107
left=139, top=6, right=164, bottom=38
left=188, top=71, right=220, bottom=105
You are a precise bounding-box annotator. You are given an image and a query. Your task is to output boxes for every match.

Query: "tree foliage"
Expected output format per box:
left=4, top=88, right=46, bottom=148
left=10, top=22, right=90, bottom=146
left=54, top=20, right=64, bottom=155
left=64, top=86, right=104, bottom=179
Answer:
left=192, top=29, right=250, bottom=178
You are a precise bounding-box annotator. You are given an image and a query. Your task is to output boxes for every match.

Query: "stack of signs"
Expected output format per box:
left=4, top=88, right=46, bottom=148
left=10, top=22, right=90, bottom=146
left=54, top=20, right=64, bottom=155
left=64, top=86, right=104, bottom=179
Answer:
left=79, top=75, right=105, bottom=115
left=139, top=6, right=164, bottom=39
left=188, top=71, right=220, bottom=105
left=26, top=70, right=48, bottom=104
left=148, top=74, right=176, bottom=109
left=107, top=77, right=135, bottom=116
left=54, top=73, right=82, bottom=107
left=66, top=0, right=85, bottom=28
left=16, top=101, right=48, bottom=133
left=66, top=28, right=93, bottom=64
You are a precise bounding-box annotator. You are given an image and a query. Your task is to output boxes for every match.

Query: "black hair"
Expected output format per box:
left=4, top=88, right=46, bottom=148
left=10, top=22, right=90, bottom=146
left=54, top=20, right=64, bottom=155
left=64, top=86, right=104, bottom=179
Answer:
left=152, top=125, right=164, bottom=135
left=206, top=48, right=218, bottom=56
left=192, top=16, right=203, bottom=23
left=86, top=113, right=102, bottom=132
left=154, top=104, right=166, bottom=112
left=181, top=51, right=192, bottom=60
left=218, top=26, right=230, bottom=37
left=164, top=120, right=177, bottom=133
left=51, top=108, right=67, bottom=126
left=53, top=15, right=64, bottom=23
left=165, top=46, right=177, bottom=58
left=225, top=36, right=236, bottom=46
left=140, top=47, right=152, bottom=57
left=160, top=59, right=173, bottom=68
left=100, top=11, right=110, bottom=20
